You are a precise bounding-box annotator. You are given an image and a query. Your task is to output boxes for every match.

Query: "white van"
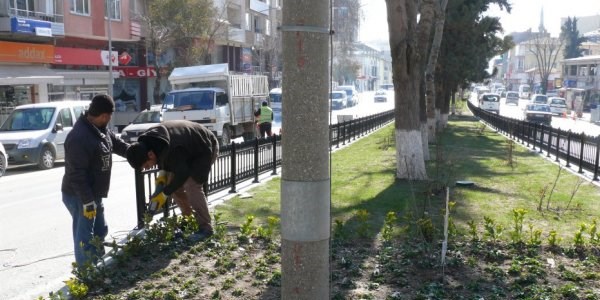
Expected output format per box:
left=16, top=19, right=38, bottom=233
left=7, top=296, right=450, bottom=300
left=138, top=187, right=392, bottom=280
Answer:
left=337, top=85, right=359, bottom=107
left=478, top=93, right=500, bottom=114
left=0, top=101, right=90, bottom=169
left=269, top=88, right=282, bottom=112
left=518, top=84, right=531, bottom=99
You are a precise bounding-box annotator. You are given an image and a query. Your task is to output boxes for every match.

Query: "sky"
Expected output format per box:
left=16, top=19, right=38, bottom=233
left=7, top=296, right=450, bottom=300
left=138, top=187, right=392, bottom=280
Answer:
left=359, top=0, right=600, bottom=48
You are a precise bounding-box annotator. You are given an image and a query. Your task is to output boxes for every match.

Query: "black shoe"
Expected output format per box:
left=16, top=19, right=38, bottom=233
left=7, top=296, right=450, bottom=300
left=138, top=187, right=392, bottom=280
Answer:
left=188, top=228, right=214, bottom=242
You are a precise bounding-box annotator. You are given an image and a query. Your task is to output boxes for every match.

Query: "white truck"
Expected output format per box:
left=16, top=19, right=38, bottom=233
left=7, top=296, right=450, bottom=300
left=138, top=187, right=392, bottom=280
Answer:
left=162, top=64, right=269, bottom=144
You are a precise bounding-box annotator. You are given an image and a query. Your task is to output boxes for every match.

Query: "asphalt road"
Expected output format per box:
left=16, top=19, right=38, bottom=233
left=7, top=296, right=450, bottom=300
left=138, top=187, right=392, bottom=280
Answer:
left=0, top=90, right=394, bottom=299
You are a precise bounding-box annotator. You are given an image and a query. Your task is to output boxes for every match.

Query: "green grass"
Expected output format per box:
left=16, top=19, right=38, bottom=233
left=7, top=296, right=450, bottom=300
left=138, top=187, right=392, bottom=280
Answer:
left=214, top=116, right=600, bottom=245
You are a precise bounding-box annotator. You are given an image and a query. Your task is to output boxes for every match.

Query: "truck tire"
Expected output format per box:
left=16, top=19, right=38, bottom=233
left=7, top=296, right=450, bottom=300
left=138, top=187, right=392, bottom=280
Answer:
left=220, top=126, right=231, bottom=145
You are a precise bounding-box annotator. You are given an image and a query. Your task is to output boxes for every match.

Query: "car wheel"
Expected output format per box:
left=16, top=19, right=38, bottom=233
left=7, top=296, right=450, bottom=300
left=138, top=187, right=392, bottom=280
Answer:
left=220, top=126, right=231, bottom=145
left=0, top=152, right=6, bottom=177
left=38, top=146, right=55, bottom=170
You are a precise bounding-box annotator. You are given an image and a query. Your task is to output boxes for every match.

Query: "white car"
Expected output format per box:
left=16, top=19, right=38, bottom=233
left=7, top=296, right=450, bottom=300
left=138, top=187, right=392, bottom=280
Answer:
left=478, top=93, right=500, bottom=114
left=329, top=91, right=348, bottom=109
left=0, top=142, right=7, bottom=177
left=120, top=109, right=162, bottom=143
left=505, top=91, right=520, bottom=105
left=547, top=97, right=567, bottom=116
left=337, top=85, right=359, bottom=107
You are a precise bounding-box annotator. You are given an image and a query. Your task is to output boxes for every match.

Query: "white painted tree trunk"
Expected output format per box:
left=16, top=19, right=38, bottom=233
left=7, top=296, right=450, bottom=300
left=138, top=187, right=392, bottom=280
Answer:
left=396, top=129, right=428, bottom=180
left=421, top=122, right=430, bottom=161
left=441, top=113, right=449, bottom=128
left=427, top=117, right=436, bottom=141
left=435, top=108, right=441, bottom=131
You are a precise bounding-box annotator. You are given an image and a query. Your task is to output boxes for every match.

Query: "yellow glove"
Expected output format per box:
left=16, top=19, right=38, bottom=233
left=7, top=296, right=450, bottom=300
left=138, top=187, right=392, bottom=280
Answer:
left=83, top=201, right=97, bottom=220
left=148, top=192, right=167, bottom=213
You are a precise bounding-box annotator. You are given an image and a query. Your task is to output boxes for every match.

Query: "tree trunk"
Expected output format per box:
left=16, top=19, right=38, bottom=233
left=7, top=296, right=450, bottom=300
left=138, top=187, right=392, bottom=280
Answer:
left=386, top=0, right=428, bottom=180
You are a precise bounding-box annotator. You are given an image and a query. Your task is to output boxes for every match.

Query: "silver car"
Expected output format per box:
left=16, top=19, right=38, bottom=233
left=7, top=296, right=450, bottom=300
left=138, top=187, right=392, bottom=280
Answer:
left=547, top=97, right=567, bottom=116
left=0, top=142, right=7, bottom=177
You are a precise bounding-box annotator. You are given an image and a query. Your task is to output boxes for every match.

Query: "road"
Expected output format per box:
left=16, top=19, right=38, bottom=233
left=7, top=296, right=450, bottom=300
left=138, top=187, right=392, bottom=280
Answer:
left=470, top=93, right=600, bottom=137
left=0, top=90, right=394, bottom=299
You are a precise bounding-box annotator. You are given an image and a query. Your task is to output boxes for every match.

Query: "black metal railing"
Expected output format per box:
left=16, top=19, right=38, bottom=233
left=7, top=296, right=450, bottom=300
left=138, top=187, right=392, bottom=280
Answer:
left=133, top=109, right=395, bottom=227
left=468, top=101, right=600, bottom=182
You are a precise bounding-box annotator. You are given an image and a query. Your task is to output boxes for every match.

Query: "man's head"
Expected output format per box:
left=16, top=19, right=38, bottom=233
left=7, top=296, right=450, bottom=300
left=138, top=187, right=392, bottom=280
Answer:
left=88, top=94, right=115, bottom=128
left=262, top=100, right=268, bottom=106
left=126, top=142, right=158, bottom=170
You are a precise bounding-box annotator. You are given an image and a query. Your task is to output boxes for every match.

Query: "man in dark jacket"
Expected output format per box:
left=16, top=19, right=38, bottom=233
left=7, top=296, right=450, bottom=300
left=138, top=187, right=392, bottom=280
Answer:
left=61, top=94, right=129, bottom=267
left=126, top=120, right=219, bottom=239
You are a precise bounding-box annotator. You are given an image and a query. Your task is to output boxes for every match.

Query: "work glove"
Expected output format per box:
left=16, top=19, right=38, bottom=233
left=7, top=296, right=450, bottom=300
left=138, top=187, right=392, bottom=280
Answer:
left=83, top=201, right=97, bottom=220
left=148, top=192, right=167, bottom=213
left=152, top=172, right=168, bottom=197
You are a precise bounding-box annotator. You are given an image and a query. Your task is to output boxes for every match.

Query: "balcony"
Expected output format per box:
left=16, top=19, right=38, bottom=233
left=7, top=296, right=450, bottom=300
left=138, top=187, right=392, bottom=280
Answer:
left=9, top=8, right=64, bottom=23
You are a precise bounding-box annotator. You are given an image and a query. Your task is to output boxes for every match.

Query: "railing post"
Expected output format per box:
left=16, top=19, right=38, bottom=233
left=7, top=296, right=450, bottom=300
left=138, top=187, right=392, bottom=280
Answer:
left=538, top=124, right=544, bottom=153
left=578, top=133, right=585, bottom=174
left=342, top=120, right=347, bottom=145
left=229, top=142, right=237, bottom=193
left=526, top=122, right=530, bottom=147
left=253, top=138, right=259, bottom=183
left=566, top=130, right=572, bottom=168
left=555, top=128, right=561, bottom=162
left=547, top=126, right=552, bottom=157
left=532, top=123, right=537, bottom=150
left=272, top=134, right=277, bottom=175
left=134, top=168, right=146, bottom=229
left=593, top=137, right=600, bottom=181
left=336, top=123, right=340, bottom=148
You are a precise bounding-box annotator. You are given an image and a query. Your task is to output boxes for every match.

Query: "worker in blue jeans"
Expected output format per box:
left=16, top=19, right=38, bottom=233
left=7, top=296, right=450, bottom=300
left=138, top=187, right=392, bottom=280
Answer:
left=61, top=94, right=129, bottom=267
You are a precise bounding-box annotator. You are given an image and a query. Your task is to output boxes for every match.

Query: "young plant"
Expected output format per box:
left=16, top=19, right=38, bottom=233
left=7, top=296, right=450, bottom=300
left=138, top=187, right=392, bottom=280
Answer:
left=212, top=212, right=227, bottom=241
left=588, top=219, right=598, bottom=245
left=381, top=211, right=397, bottom=242
left=333, top=219, right=347, bottom=241
left=417, top=217, right=434, bottom=243
left=256, top=216, right=280, bottom=240
left=545, top=165, right=563, bottom=210
left=356, top=209, right=370, bottom=238
left=564, top=178, right=585, bottom=213
left=573, top=223, right=587, bottom=248
left=547, top=230, right=562, bottom=248
left=526, top=224, right=542, bottom=247
left=64, top=277, right=88, bottom=299
left=238, top=215, right=256, bottom=244
left=483, top=216, right=503, bottom=242
left=506, top=139, right=515, bottom=169
left=510, top=208, right=527, bottom=245
left=467, top=220, right=479, bottom=242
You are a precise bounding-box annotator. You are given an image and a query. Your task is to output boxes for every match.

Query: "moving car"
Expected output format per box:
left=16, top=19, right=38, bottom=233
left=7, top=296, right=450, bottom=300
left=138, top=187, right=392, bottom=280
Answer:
left=0, top=101, right=90, bottom=170
left=478, top=93, right=500, bottom=114
left=530, top=94, right=548, bottom=104
left=505, top=91, right=520, bottom=105
left=547, top=97, right=567, bottom=116
left=269, top=88, right=282, bottom=112
left=329, top=91, right=348, bottom=109
left=120, top=108, right=162, bottom=143
left=524, top=103, right=552, bottom=125
left=337, top=85, right=359, bottom=107
left=0, top=142, right=7, bottom=177
left=374, top=90, right=387, bottom=102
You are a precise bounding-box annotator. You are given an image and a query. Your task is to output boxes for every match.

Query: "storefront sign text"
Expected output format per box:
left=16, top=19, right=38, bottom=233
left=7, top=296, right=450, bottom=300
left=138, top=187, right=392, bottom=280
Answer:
left=113, top=67, right=158, bottom=78
left=0, top=41, right=54, bottom=63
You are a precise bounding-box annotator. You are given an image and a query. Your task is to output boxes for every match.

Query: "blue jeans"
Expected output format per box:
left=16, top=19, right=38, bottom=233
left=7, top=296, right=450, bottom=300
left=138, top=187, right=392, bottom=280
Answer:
left=62, top=193, right=108, bottom=267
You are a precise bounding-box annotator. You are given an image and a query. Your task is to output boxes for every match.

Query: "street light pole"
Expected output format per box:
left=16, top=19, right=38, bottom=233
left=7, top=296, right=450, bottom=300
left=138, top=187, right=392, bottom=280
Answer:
left=107, top=0, right=113, bottom=97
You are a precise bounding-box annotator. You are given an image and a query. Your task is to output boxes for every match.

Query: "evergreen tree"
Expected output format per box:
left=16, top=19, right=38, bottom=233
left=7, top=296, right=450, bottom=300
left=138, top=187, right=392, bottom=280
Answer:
left=561, top=17, right=587, bottom=59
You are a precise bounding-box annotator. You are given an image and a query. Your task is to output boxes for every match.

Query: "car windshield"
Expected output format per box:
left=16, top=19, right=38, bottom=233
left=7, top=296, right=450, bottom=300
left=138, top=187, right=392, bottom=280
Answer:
left=528, top=105, right=551, bottom=112
left=550, top=98, right=566, bottom=105
left=507, top=92, right=518, bottom=98
left=132, top=111, right=161, bottom=124
left=330, top=93, right=345, bottom=99
left=533, top=96, right=547, bottom=103
left=0, top=107, right=55, bottom=131
left=270, top=93, right=281, bottom=103
left=482, top=95, right=499, bottom=102
left=163, top=90, right=214, bottom=110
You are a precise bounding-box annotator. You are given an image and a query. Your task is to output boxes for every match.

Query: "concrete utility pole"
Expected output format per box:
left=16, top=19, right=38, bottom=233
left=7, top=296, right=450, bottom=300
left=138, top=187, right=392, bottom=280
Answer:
left=280, top=0, right=330, bottom=298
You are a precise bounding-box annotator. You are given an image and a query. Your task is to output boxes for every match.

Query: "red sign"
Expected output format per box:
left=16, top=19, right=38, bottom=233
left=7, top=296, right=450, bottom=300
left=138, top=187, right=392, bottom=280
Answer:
left=113, top=66, right=157, bottom=78
left=54, top=47, right=118, bottom=66
left=119, top=51, right=132, bottom=65
left=0, top=41, right=54, bottom=63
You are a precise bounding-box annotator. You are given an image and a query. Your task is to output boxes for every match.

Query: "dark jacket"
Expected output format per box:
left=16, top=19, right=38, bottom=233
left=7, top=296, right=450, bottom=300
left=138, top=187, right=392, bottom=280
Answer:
left=61, top=114, right=129, bottom=204
left=138, top=120, right=219, bottom=195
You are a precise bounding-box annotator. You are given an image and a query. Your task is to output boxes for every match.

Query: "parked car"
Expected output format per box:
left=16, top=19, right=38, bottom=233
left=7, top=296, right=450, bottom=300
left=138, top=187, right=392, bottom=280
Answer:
left=120, top=108, right=162, bottom=143
left=524, top=103, right=552, bottom=125
left=478, top=93, right=500, bottom=114
left=530, top=94, right=548, bottom=104
left=0, top=101, right=90, bottom=170
left=374, top=90, right=387, bottom=102
left=329, top=91, right=348, bottom=109
left=337, top=85, right=359, bottom=107
left=505, top=91, right=520, bottom=105
left=547, top=97, right=567, bottom=116
left=0, top=142, right=7, bottom=177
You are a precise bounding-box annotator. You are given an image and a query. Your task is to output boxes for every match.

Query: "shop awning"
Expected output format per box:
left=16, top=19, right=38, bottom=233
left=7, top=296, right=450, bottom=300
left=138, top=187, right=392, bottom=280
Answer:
left=55, top=70, right=120, bottom=86
left=0, top=65, right=63, bottom=85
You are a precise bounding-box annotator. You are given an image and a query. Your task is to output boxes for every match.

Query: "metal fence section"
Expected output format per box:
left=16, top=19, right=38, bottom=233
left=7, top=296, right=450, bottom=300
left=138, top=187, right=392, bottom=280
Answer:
left=133, top=109, right=395, bottom=227
left=468, top=101, right=600, bottom=183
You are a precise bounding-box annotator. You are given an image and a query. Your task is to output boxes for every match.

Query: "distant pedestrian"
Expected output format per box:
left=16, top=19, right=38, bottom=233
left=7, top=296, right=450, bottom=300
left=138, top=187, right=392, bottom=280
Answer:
left=61, top=94, right=130, bottom=267
left=254, top=100, right=273, bottom=138
left=126, top=120, right=219, bottom=241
